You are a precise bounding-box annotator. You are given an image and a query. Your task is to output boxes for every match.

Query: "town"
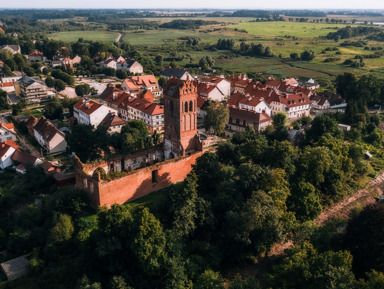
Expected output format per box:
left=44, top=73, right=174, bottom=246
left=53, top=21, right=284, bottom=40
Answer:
left=1, top=7, right=384, bottom=289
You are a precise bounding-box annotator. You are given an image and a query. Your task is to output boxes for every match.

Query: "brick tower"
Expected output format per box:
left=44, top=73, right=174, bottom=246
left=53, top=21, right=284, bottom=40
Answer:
left=163, top=78, right=199, bottom=159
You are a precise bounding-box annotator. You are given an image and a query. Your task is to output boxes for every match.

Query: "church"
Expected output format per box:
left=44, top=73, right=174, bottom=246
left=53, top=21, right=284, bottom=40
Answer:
left=74, top=78, right=210, bottom=207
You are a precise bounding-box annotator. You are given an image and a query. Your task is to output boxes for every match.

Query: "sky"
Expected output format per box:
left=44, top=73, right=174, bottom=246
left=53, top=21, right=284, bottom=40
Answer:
left=2, top=0, right=384, bottom=10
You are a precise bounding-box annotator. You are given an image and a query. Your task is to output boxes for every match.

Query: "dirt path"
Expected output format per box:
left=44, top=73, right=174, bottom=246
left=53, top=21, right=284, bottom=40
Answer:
left=315, top=171, right=384, bottom=225
left=228, top=171, right=384, bottom=281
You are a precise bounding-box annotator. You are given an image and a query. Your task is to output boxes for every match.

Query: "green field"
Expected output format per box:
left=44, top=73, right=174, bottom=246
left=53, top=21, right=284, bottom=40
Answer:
left=48, top=30, right=119, bottom=42
left=47, top=18, right=384, bottom=80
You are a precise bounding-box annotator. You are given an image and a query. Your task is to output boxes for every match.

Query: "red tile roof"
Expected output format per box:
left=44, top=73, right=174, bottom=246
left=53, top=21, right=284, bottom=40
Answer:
left=120, top=97, right=164, bottom=116
left=29, top=50, right=43, bottom=56
left=99, top=86, right=130, bottom=107
left=0, top=122, right=16, bottom=134
left=34, top=117, right=65, bottom=143
left=11, top=150, right=39, bottom=165
left=100, top=112, right=126, bottom=128
left=130, top=75, right=158, bottom=87
left=229, top=107, right=271, bottom=127
left=73, top=99, right=102, bottom=115
left=0, top=142, right=15, bottom=158
left=266, top=78, right=282, bottom=88
left=266, top=92, right=311, bottom=108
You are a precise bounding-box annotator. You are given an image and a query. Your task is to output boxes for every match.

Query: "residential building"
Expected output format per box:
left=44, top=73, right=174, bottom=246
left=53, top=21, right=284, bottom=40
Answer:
left=198, top=76, right=231, bottom=97
left=266, top=92, right=312, bottom=119
left=160, top=67, right=193, bottom=80
left=226, top=74, right=252, bottom=94
left=237, top=94, right=272, bottom=116
left=0, top=122, right=17, bottom=142
left=125, top=59, right=143, bottom=74
left=1, top=76, right=22, bottom=83
left=0, top=140, right=18, bottom=169
left=119, top=96, right=164, bottom=134
left=310, top=94, right=331, bottom=110
left=298, top=77, right=320, bottom=90
left=99, top=86, right=130, bottom=110
left=99, top=112, right=126, bottom=134
left=73, top=98, right=118, bottom=127
left=122, top=75, right=162, bottom=97
left=0, top=44, right=21, bottom=54
left=15, top=76, right=48, bottom=101
left=196, top=82, right=225, bottom=102
left=33, top=117, right=67, bottom=154
left=28, top=51, right=46, bottom=62
left=227, top=107, right=271, bottom=133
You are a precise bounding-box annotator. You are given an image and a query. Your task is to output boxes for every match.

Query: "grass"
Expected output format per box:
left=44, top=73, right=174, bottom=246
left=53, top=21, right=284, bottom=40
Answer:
left=48, top=18, right=384, bottom=80
left=48, top=30, right=119, bottom=42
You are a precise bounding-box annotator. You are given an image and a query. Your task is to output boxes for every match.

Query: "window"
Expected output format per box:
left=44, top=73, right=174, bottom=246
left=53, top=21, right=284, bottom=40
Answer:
left=189, top=101, right=193, bottom=112
left=152, top=170, right=159, bottom=184
left=185, top=101, right=188, bottom=112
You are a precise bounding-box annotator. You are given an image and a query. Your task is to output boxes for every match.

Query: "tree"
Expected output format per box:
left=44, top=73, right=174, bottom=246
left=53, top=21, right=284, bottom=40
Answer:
left=116, top=69, right=128, bottom=79
left=307, top=114, right=340, bottom=142
left=75, top=84, right=91, bottom=97
left=194, top=270, right=225, bottom=289
left=290, top=52, right=300, bottom=60
left=272, top=112, right=287, bottom=130
left=266, top=242, right=357, bottom=289
left=344, top=203, right=384, bottom=277
left=300, top=50, right=315, bottom=61
left=2, top=64, right=14, bottom=76
left=120, top=120, right=152, bottom=153
left=49, top=214, right=74, bottom=244
left=289, top=182, right=322, bottom=220
left=131, top=208, right=167, bottom=276
left=45, top=76, right=54, bottom=88
left=204, top=101, right=229, bottom=135
left=199, top=56, right=215, bottom=70
left=54, top=79, right=66, bottom=92
left=110, top=276, right=132, bottom=289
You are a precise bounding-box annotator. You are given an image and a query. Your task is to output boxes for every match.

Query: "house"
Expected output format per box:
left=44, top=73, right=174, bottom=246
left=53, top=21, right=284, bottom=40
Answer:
left=227, top=107, right=271, bottom=133
left=160, top=67, right=193, bottom=80
left=266, top=92, right=312, bottom=119
left=0, top=122, right=17, bottom=142
left=196, top=82, right=225, bottom=102
left=0, top=44, right=21, bottom=54
left=237, top=94, right=272, bottom=116
left=310, top=94, right=331, bottom=110
left=226, top=74, right=252, bottom=94
left=26, top=116, right=39, bottom=136
left=1, top=76, right=22, bottom=83
left=0, top=256, right=30, bottom=281
left=122, top=75, right=162, bottom=97
left=99, top=86, right=130, bottom=110
left=73, top=98, right=118, bottom=127
left=119, top=96, right=164, bottom=134
left=11, top=150, right=42, bottom=168
left=283, top=78, right=299, bottom=87
left=0, top=81, right=15, bottom=93
left=99, top=112, right=126, bottom=134
left=102, top=58, right=117, bottom=70
left=28, top=51, right=46, bottom=62
left=197, top=96, right=208, bottom=118
left=125, top=59, right=143, bottom=74
left=266, top=78, right=283, bottom=90
left=298, top=77, right=320, bottom=90
left=72, top=55, right=81, bottom=65
left=0, top=140, right=18, bottom=169
left=198, top=76, right=231, bottom=98
left=33, top=117, right=67, bottom=154
left=15, top=76, right=48, bottom=102
left=41, top=161, right=61, bottom=174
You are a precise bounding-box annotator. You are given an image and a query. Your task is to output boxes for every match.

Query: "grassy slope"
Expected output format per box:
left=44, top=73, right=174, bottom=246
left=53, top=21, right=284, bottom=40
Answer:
left=48, top=30, right=119, bottom=42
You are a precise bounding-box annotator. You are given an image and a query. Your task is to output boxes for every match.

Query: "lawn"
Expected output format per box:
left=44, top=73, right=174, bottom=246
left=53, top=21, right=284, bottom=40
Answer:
left=48, top=30, right=119, bottom=42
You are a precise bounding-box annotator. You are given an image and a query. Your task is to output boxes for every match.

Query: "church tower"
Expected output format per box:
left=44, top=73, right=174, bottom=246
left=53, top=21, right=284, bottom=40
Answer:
left=163, top=78, right=199, bottom=159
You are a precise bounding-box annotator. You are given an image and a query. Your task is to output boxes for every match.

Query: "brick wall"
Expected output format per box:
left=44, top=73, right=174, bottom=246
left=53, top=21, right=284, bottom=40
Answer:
left=75, top=152, right=203, bottom=208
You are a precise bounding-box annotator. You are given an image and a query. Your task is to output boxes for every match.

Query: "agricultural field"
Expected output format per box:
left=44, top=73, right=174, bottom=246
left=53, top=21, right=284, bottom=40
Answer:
left=48, top=30, right=119, bottom=42
left=48, top=17, right=384, bottom=80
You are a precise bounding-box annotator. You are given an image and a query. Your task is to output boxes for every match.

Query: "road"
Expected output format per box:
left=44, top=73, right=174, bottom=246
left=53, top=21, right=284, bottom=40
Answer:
left=115, top=33, right=122, bottom=42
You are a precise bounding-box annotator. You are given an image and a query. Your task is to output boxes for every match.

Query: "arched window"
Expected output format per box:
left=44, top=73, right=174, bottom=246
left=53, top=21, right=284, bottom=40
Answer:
left=189, top=101, right=193, bottom=112
left=185, top=101, right=188, bottom=112
left=170, top=101, right=174, bottom=113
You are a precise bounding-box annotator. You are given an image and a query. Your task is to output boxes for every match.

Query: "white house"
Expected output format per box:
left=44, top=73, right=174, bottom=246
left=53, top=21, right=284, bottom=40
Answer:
left=197, top=82, right=225, bottom=102
left=0, top=45, right=21, bottom=55
left=28, top=51, right=46, bottom=62
left=119, top=97, right=164, bottom=134
left=266, top=92, right=312, bottom=119
left=310, top=94, right=331, bottom=110
left=124, top=59, right=143, bottom=74
left=0, top=123, right=17, bottom=142
left=33, top=117, right=67, bottom=154
left=237, top=95, right=272, bottom=116
left=198, top=76, right=231, bottom=98
left=73, top=98, right=118, bottom=127
left=0, top=141, right=17, bottom=169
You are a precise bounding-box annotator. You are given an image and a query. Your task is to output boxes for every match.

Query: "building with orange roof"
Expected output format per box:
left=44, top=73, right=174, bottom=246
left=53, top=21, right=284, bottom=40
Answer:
left=227, top=106, right=271, bottom=134
left=28, top=50, right=46, bottom=62
left=99, top=112, right=126, bottom=134
left=197, top=76, right=231, bottom=97
left=73, top=98, right=118, bottom=127
left=119, top=95, right=164, bottom=134
left=0, top=122, right=17, bottom=142
left=266, top=91, right=311, bottom=119
left=33, top=117, right=67, bottom=155
left=122, top=75, right=162, bottom=97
